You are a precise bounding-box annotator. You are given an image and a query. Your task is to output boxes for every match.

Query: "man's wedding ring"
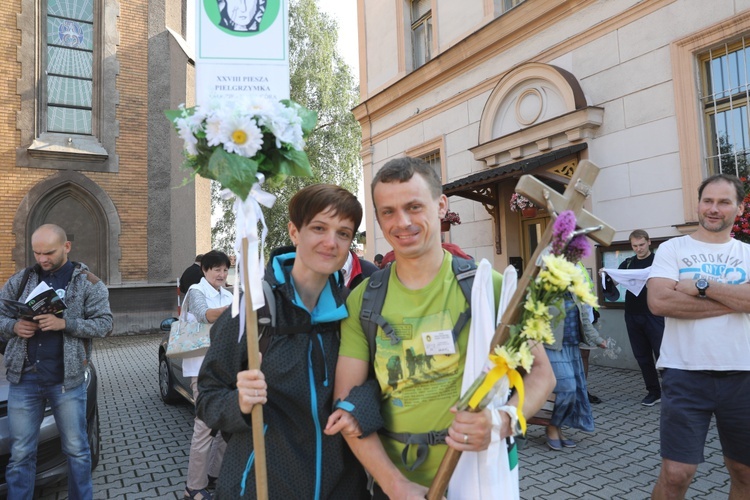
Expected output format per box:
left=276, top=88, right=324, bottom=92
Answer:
left=255, top=389, right=259, bottom=397
left=463, top=434, right=469, bottom=444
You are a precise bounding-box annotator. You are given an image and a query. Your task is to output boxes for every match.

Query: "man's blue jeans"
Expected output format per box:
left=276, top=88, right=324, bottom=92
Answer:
left=6, top=372, right=92, bottom=500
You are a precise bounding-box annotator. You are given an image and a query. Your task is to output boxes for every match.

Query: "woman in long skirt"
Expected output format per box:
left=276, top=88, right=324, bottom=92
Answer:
left=545, top=293, right=606, bottom=450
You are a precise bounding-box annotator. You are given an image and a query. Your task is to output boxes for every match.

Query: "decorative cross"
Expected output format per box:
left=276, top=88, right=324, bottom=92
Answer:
left=490, top=159, right=615, bottom=346
left=428, top=159, right=615, bottom=499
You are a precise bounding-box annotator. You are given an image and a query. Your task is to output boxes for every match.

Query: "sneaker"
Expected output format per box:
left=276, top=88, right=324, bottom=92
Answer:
left=641, top=393, right=661, bottom=406
left=561, top=437, right=577, bottom=448
left=207, top=476, right=217, bottom=490
left=588, top=392, right=602, bottom=404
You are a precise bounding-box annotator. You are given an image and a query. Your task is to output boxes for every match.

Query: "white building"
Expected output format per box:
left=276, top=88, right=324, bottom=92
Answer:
left=353, top=0, right=750, bottom=369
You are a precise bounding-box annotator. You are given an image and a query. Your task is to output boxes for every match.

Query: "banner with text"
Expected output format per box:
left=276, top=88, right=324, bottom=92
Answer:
left=196, top=0, right=289, bottom=105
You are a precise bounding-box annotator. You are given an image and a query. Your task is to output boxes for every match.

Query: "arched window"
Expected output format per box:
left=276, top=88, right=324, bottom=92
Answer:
left=17, top=0, right=119, bottom=171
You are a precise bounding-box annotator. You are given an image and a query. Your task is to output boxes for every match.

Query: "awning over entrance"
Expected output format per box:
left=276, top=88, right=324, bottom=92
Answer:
left=441, top=143, right=587, bottom=254
left=442, top=143, right=588, bottom=205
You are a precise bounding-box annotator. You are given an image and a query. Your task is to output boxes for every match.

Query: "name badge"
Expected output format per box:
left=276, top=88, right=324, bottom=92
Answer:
left=422, top=330, right=456, bottom=356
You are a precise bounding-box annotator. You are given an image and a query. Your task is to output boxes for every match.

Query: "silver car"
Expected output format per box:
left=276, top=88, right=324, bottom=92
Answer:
left=158, top=318, right=193, bottom=405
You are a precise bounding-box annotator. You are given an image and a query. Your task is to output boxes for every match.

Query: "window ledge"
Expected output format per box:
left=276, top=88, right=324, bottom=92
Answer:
left=27, top=134, right=108, bottom=163
left=673, top=222, right=698, bottom=235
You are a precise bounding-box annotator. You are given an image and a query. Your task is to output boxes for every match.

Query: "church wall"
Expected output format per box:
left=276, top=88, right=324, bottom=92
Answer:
left=0, top=1, right=45, bottom=282
left=1, top=0, right=205, bottom=334
left=92, top=0, right=149, bottom=283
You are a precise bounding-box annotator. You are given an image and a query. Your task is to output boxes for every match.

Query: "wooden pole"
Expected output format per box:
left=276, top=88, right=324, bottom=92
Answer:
left=242, top=238, right=269, bottom=500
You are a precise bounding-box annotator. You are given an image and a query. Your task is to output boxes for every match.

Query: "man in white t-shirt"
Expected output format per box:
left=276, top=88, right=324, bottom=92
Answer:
left=647, top=173, right=750, bottom=499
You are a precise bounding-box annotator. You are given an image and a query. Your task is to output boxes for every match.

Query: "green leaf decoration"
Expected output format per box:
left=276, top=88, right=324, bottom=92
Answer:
left=166, top=98, right=318, bottom=199
left=164, top=109, right=183, bottom=127
left=278, top=147, right=313, bottom=177
left=208, top=147, right=259, bottom=201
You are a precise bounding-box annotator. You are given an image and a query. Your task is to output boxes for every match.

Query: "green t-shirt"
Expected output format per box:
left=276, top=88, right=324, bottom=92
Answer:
left=340, top=252, right=503, bottom=486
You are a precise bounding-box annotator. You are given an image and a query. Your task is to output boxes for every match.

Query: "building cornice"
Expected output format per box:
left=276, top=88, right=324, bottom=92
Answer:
left=353, top=0, right=676, bottom=130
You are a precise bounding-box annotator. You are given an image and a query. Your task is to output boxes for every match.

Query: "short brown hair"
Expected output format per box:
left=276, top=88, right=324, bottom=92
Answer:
left=698, top=173, right=745, bottom=206
left=629, top=229, right=650, bottom=242
left=371, top=157, right=443, bottom=204
left=288, top=184, right=362, bottom=234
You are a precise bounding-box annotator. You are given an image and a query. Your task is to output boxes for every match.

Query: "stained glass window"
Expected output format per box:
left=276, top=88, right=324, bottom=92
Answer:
left=46, top=0, right=95, bottom=135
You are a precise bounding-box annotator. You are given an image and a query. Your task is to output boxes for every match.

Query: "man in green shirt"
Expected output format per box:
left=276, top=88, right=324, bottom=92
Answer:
left=326, top=157, right=555, bottom=498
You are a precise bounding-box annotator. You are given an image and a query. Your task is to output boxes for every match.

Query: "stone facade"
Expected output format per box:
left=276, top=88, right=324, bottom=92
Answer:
left=354, top=0, right=750, bottom=369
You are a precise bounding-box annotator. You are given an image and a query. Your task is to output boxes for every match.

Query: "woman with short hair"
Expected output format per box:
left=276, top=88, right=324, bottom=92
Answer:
left=196, top=184, right=369, bottom=499
left=182, top=250, right=233, bottom=499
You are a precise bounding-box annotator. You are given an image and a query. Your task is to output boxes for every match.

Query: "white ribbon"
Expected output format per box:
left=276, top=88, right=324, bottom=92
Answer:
left=498, top=265, right=518, bottom=323
left=225, top=174, right=276, bottom=342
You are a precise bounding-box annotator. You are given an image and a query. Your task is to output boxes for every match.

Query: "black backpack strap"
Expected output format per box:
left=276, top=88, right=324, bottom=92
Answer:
left=257, top=280, right=276, bottom=356
left=257, top=274, right=346, bottom=354
left=450, top=257, right=477, bottom=342
left=360, top=266, right=400, bottom=363
left=360, top=257, right=477, bottom=362
left=16, top=266, right=35, bottom=301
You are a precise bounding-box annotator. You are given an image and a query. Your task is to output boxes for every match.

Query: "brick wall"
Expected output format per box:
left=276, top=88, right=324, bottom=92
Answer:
left=0, top=0, right=44, bottom=283
left=0, top=0, right=151, bottom=284
left=88, top=0, right=149, bottom=282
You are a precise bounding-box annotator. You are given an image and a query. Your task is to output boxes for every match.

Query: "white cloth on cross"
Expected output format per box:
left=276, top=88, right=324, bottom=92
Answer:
left=448, top=260, right=519, bottom=500
left=601, top=267, right=652, bottom=297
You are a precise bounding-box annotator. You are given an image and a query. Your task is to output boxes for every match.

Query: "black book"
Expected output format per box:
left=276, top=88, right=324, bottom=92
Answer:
left=0, top=288, right=67, bottom=321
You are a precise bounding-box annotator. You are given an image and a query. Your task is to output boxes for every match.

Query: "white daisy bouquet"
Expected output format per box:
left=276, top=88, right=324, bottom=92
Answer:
left=164, top=97, right=317, bottom=200
left=456, top=210, right=597, bottom=434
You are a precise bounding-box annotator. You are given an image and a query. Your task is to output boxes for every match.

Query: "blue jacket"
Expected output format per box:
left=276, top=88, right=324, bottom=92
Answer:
left=196, top=247, right=368, bottom=499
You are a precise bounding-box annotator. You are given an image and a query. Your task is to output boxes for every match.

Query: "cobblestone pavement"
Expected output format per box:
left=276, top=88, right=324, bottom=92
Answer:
left=38, top=334, right=193, bottom=499
left=518, top=367, right=729, bottom=500
left=35, top=334, right=730, bottom=499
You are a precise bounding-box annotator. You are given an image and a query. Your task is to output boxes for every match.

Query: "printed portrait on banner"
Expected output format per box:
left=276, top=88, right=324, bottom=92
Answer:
left=217, top=0, right=267, bottom=32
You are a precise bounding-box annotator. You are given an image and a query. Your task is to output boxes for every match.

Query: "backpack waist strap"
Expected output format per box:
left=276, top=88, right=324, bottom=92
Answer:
left=379, top=428, right=449, bottom=471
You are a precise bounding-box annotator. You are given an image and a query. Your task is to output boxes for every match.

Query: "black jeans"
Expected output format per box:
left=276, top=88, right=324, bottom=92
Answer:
left=625, top=312, right=665, bottom=394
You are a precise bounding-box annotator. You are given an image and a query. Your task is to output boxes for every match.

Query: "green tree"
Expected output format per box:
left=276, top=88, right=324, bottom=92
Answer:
left=211, top=180, right=235, bottom=254
left=211, top=0, right=361, bottom=255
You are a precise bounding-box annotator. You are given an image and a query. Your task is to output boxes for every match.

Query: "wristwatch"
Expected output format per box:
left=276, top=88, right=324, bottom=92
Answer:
left=695, top=278, right=709, bottom=297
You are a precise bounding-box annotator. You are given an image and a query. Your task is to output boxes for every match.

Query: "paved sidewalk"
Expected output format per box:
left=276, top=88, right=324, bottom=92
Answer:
left=519, top=366, right=730, bottom=499
left=38, top=334, right=194, bottom=499
left=35, top=334, right=730, bottom=499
